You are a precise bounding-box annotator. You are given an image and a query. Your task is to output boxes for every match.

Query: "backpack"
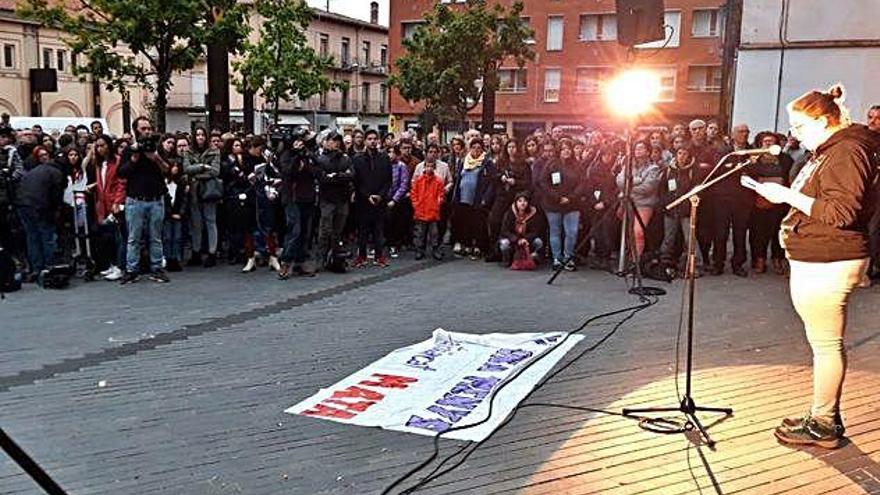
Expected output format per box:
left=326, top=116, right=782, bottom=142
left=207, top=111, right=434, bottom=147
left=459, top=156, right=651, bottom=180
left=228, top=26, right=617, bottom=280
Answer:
left=0, top=247, right=21, bottom=295
left=324, top=243, right=349, bottom=274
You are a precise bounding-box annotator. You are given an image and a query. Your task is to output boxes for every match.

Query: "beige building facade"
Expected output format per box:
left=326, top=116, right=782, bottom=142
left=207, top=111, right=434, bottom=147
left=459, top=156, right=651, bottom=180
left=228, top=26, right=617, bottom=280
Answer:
left=0, top=1, right=147, bottom=135
left=167, top=5, right=390, bottom=134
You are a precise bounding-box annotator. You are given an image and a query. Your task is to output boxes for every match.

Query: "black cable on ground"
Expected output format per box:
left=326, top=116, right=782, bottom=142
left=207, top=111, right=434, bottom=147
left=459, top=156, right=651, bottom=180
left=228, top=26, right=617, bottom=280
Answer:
left=380, top=296, right=658, bottom=495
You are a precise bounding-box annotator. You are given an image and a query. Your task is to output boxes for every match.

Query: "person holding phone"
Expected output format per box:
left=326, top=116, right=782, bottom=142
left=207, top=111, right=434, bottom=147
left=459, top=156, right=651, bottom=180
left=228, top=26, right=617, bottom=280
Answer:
left=754, top=84, right=880, bottom=448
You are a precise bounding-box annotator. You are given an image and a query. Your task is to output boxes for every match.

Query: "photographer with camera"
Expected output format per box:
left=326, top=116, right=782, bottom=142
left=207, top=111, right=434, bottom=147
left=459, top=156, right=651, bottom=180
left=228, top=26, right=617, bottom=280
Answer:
left=277, top=128, right=319, bottom=279
left=1, top=127, right=24, bottom=275
left=117, top=116, right=170, bottom=284
left=315, top=130, right=354, bottom=269
left=184, top=127, right=222, bottom=268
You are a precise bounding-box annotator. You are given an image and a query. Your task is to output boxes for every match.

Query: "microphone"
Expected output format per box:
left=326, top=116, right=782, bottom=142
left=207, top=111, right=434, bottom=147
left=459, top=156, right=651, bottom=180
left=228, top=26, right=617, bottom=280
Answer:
left=729, top=145, right=782, bottom=156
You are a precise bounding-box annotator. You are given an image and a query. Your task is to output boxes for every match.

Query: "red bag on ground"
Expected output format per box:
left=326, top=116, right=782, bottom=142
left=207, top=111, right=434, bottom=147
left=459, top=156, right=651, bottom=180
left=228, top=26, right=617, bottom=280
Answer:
left=510, top=243, right=536, bottom=271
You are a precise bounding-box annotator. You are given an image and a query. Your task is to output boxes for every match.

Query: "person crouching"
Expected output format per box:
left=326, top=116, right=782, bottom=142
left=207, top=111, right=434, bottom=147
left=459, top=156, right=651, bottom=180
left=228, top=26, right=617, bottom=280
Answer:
left=499, top=191, right=544, bottom=269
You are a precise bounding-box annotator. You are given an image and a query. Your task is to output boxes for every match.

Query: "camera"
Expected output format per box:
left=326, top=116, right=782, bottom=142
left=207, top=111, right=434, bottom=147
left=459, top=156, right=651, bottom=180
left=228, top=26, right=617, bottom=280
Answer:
left=130, top=135, right=159, bottom=154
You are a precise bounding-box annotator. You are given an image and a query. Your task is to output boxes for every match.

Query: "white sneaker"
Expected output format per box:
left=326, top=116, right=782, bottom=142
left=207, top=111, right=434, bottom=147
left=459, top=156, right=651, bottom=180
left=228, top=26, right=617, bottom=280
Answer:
left=100, top=265, right=116, bottom=276
left=104, top=266, right=123, bottom=281
left=453, top=242, right=462, bottom=254
left=242, top=257, right=257, bottom=273
left=268, top=256, right=281, bottom=272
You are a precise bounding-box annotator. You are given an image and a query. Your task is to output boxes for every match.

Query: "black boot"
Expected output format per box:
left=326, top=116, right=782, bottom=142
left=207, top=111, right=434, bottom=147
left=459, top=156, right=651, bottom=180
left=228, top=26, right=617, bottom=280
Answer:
left=187, top=252, right=202, bottom=267
left=203, top=253, right=217, bottom=268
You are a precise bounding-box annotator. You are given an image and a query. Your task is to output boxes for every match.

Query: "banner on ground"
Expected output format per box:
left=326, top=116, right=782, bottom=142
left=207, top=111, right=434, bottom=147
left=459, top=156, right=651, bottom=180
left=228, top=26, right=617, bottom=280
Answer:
left=285, top=329, right=584, bottom=441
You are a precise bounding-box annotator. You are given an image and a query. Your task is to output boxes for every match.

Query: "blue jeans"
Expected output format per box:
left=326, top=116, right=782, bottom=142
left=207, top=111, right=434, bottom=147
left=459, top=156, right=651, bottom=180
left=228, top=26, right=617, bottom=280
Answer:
left=17, top=206, right=56, bottom=273
left=163, top=219, right=183, bottom=261
left=125, top=198, right=164, bottom=274
left=254, top=193, right=277, bottom=257
left=546, top=210, right=580, bottom=263
left=280, top=203, right=302, bottom=263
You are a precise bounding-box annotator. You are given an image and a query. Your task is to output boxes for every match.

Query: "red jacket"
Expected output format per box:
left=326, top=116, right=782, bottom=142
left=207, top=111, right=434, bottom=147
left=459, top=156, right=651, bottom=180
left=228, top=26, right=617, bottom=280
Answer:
left=411, top=171, right=445, bottom=222
left=91, top=158, right=127, bottom=223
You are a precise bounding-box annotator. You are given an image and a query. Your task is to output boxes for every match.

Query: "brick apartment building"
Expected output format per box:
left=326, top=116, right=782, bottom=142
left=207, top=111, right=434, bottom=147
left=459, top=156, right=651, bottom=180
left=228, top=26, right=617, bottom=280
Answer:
left=389, top=0, right=729, bottom=138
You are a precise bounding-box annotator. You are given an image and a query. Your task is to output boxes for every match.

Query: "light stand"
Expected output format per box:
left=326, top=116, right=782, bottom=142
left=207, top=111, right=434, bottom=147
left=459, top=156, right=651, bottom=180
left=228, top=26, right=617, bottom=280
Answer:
left=622, top=155, right=750, bottom=447
left=616, top=118, right=665, bottom=298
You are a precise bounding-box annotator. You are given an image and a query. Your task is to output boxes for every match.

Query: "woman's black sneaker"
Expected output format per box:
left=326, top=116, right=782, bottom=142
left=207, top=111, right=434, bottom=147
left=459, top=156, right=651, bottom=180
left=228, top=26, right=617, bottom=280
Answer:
left=166, top=260, right=183, bottom=272
left=774, top=416, right=843, bottom=449
left=203, top=254, right=217, bottom=267
left=187, top=253, right=202, bottom=267
left=780, top=412, right=844, bottom=435
left=120, top=272, right=140, bottom=285
left=149, top=270, right=170, bottom=283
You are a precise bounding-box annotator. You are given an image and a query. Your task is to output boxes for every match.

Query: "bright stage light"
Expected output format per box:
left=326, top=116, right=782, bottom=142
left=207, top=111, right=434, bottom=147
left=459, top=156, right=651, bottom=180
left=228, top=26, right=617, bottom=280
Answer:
left=604, top=69, right=661, bottom=117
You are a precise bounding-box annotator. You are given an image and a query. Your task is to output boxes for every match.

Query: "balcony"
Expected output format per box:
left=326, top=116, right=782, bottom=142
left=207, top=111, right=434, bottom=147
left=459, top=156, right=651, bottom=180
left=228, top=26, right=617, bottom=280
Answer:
left=167, top=92, right=206, bottom=109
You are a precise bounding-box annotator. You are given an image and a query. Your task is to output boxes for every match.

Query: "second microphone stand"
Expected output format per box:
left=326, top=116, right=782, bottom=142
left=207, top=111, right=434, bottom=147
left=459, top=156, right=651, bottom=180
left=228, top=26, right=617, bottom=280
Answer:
left=622, top=155, right=752, bottom=447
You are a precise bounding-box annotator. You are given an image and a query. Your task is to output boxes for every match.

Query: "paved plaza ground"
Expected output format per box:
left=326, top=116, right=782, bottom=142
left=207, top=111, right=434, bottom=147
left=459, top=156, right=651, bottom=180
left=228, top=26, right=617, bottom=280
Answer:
left=2, top=258, right=880, bottom=494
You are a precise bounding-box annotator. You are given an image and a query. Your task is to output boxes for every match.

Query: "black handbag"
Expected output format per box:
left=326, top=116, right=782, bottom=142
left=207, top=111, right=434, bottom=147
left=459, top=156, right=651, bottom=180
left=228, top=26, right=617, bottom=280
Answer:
left=199, top=177, right=224, bottom=202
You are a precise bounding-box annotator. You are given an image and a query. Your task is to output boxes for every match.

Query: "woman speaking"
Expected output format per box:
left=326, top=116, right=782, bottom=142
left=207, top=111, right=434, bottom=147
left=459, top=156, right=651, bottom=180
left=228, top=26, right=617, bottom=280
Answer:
left=755, top=84, right=880, bottom=448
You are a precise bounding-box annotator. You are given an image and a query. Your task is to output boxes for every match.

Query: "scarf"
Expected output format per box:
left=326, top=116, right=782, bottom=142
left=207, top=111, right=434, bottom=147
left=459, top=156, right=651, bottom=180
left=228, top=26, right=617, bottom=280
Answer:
left=512, top=204, right=536, bottom=238
left=463, top=152, right=485, bottom=171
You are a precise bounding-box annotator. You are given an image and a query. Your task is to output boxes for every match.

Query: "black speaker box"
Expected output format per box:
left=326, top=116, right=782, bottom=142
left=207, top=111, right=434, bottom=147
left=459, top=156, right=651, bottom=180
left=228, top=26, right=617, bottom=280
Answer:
left=616, top=0, right=666, bottom=47
left=30, top=68, right=58, bottom=93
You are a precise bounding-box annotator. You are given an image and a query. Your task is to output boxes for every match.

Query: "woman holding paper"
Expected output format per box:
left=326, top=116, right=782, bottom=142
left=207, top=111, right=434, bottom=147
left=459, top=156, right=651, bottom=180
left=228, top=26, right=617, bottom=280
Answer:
left=754, top=84, right=880, bottom=449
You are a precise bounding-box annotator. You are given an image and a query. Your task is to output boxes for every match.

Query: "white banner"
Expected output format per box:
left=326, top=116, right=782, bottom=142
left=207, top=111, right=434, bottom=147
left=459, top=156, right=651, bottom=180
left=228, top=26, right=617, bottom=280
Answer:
left=285, top=329, right=584, bottom=441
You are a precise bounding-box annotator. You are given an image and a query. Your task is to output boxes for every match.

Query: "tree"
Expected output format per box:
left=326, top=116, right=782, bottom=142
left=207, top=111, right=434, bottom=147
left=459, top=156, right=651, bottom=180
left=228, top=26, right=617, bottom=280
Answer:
left=390, top=0, right=534, bottom=132
left=233, top=0, right=344, bottom=126
left=18, top=0, right=249, bottom=131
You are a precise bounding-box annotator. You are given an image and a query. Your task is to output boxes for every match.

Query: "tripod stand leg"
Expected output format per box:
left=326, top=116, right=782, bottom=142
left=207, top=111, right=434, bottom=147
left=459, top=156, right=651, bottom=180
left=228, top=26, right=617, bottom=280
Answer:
left=694, top=406, right=734, bottom=415
left=685, top=411, right=717, bottom=448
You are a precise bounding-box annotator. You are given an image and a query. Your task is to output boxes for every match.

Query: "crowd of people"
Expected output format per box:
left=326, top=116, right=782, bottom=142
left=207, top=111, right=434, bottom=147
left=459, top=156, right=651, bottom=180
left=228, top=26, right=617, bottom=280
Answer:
left=1, top=105, right=879, bottom=288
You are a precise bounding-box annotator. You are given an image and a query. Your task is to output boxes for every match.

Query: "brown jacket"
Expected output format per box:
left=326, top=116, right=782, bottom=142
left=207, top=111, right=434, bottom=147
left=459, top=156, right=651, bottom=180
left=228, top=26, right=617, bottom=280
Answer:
left=781, top=124, right=880, bottom=262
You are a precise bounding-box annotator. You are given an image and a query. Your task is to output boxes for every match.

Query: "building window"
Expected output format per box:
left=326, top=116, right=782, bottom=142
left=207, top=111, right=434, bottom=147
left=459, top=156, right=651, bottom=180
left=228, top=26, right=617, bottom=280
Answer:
left=656, top=67, right=677, bottom=102
left=546, top=16, right=564, bottom=51
left=575, top=67, right=613, bottom=94
left=520, top=17, right=535, bottom=44
left=71, top=51, right=78, bottom=70
left=379, top=84, right=387, bottom=112
left=361, top=82, right=370, bottom=112
left=380, top=45, right=387, bottom=68
left=319, top=33, right=329, bottom=58
left=362, top=41, right=370, bottom=66
left=579, top=14, right=617, bottom=41
left=636, top=11, right=681, bottom=48
left=692, top=9, right=724, bottom=37
left=56, top=50, right=66, bottom=73
left=341, top=37, right=350, bottom=66
left=402, top=21, right=425, bottom=40
left=687, top=65, right=722, bottom=92
left=341, top=86, right=349, bottom=112
left=2, top=44, right=15, bottom=69
left=320, top=91, right=327, bottom=110
left=42, top=48, right=52, bottom=69
left=497, top=68, right=528, bottom=93
left=544, top=68, right=561, bottom=102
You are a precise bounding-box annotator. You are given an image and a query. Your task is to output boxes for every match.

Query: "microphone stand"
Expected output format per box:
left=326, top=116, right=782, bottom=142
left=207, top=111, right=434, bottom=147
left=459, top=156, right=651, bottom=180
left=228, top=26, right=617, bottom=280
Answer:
left=0, top=427, right=67, bottom=494
left=622, top=154, right=752, bottom=447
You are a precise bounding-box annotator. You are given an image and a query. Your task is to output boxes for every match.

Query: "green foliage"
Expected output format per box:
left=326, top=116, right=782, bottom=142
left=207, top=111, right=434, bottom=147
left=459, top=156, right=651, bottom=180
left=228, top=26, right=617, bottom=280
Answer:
left=233, top=0, right=345, bottom=123
left=390, top=0, right=534, bottom=126
left=17, top=0, right=250, bottom=130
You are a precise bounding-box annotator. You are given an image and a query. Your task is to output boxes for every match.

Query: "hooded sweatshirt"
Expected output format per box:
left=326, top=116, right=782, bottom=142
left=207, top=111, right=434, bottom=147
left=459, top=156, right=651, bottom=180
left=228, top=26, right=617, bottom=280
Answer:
left=780, top=124, right=880, bottom=262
